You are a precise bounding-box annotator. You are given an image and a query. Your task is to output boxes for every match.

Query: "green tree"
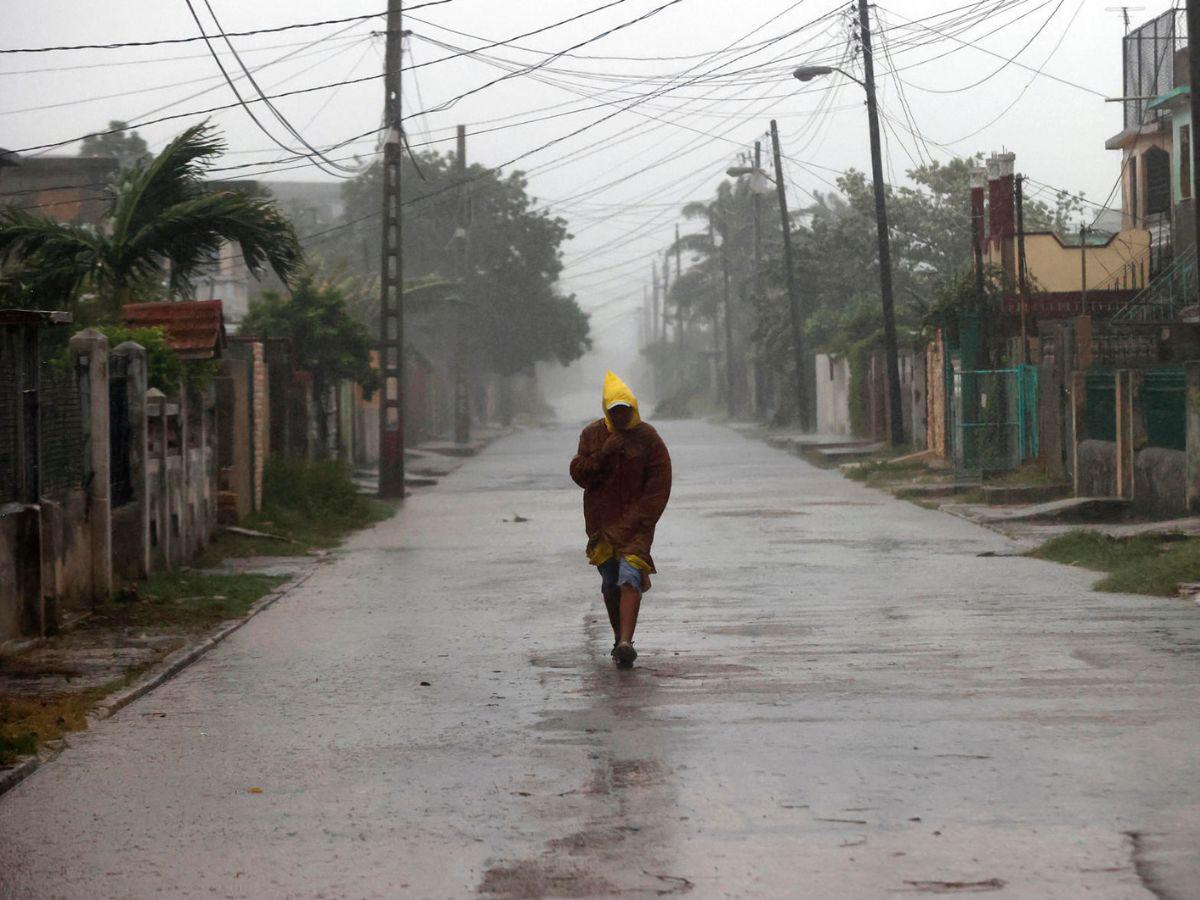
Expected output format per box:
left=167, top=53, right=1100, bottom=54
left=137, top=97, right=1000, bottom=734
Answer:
left=79, top=121, right=150, bottom=170
left=240, top=275, right=380, bottom=450
left=313, top=149, right=590, bottom=380
left=0, top=123, right=302, bottom=319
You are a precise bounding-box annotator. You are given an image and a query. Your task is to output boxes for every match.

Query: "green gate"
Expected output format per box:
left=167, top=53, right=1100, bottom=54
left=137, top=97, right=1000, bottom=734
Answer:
left=1084, top=366, right=1185, bottom=450
left=951, top=365, right=1039, bottom=477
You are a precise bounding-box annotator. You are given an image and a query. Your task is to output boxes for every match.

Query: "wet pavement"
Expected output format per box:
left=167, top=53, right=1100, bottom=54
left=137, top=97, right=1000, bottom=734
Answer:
left=1, top=421, right=1198, bottom=898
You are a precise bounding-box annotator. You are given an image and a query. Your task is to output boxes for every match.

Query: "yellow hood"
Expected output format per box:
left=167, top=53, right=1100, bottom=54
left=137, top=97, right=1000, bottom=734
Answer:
left=602, top=370, right=641, bottom=431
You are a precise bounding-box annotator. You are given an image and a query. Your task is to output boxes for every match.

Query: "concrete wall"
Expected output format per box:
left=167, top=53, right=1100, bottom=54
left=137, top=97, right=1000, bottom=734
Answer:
left=0, top=509, right=39, bottom=643
left=814, top=354, right=850, bottom=436
left=925, top=333, right=948, bottom=459
left=1076, top=439, right=1117, bottom=498
left=1134, top=446, right=1188, bottom=519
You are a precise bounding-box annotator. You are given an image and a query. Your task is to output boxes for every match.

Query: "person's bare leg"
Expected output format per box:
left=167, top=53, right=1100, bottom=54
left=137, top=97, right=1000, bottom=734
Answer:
left=618, top=585, right=641, bottom=644
left=602, top=591, right=621, bottom=642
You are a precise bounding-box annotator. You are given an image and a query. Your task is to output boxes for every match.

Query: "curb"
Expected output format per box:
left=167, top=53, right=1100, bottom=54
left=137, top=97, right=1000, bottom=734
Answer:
left=0, top=564, right=320, bottom=800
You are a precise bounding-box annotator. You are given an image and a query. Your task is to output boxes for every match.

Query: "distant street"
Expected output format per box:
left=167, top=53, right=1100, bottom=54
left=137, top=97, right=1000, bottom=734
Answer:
left=1, top=422, right=1198, bottom=899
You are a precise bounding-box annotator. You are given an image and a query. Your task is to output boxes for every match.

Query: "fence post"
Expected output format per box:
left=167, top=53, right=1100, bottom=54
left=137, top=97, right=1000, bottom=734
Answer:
left=69, top=328, right=112, bottom=602
left=1115, top=369, right=1135, bottom=500
left=1070, top=370, right=1086, bottom=496
left=112, top=341, right=149, bottom=578
left=1187, top=361, right=1200, bottom=513
left=145, top=388, right=168, bottom=572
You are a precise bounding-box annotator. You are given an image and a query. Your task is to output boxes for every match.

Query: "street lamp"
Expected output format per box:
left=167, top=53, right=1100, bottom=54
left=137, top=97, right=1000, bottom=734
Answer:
left=791, top=2, right=905, bottom=448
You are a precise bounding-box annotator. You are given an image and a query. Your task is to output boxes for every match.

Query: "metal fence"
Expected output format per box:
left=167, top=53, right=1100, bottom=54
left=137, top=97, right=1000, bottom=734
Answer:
left=951, top=365, right=1038, bottom=478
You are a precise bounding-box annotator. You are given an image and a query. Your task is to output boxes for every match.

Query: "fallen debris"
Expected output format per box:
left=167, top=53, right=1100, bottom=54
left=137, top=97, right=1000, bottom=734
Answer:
left=904, top=878, right=1005, bottom=893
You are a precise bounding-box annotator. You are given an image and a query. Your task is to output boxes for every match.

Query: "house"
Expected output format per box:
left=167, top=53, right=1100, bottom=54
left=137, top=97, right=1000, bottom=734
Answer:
left=189, top=180, right=345, bottom=328
left=1146, top=84, right=1196, bottom=258
left=976, top=152, right=1152, bottom=326
left=0, top=153, right=117, bottom=225
left=1104, top=8, right=1187, bottom=271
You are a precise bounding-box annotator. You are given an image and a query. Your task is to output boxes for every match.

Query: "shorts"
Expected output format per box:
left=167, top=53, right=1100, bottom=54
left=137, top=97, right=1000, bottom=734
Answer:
left=599, top=556, right=645, bottom=598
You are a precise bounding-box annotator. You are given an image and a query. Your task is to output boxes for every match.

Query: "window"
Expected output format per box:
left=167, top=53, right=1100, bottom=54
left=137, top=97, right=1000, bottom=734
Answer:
left=1144, top=146, right=1171, bottom=215
left=1182, top=125, right=1192, bottom=200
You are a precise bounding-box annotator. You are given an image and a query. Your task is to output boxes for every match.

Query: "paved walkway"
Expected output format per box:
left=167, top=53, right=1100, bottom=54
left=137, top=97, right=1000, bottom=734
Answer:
left=1, top=422, right=1197, bottom=898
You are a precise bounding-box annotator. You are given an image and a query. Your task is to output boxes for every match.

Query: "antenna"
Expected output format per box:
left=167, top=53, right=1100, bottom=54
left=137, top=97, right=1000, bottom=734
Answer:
left=1105, top=6, right=1145, bottom=34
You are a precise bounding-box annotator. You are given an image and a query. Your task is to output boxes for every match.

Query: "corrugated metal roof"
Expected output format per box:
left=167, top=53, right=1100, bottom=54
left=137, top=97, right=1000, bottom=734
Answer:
left=122, top=300, right=226, bottom=359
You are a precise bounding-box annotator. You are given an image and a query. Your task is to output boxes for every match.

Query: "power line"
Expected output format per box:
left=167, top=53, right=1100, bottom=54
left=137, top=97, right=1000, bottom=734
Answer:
left=183, top=0, right=347, bottom=177
left=0, top=31, right=368, bottom=78
left=0, top=4, right=446, bottom=54
left=0, top=34, right=369, bottom=117
left=410, top=0, right=690, bottom=117
left=192, top=0, right=361, bottom=176
left=878, top=0, right=1105, bottom=97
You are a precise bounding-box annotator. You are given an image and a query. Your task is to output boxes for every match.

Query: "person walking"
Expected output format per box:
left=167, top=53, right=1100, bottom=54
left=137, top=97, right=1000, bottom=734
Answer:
left=569, top=372, right=672, bottom=668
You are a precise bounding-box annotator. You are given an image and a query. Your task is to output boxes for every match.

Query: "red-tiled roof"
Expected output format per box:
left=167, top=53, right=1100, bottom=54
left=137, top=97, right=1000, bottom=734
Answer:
left=122, top=300, right=226, bottom=359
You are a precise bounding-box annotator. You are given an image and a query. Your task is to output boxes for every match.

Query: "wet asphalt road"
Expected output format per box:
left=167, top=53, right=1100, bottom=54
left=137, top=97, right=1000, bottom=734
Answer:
left=2, top=421, right=1199, bottom=899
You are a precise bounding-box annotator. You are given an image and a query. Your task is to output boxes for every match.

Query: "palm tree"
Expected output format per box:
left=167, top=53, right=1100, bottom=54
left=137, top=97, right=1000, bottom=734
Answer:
left=0, top=123, right=302, bottom=319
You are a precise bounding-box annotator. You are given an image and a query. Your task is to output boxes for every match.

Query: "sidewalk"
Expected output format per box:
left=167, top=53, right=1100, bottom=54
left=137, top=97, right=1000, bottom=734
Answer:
left=0, top=556, right=318, bottom=796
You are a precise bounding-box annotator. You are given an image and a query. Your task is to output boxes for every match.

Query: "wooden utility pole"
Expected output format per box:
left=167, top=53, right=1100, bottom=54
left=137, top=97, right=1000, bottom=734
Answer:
left=377, top=0, right=406, bottom=498
left=453, top=125, right=470, bottom=445
left=770, top=119, right=809, bottom=430
left=661, top=251, right=670, bottom=338
left=707, top=210, right=720, bottom=398
left=1189, top=1, right=1200, bottom=263
left=1080, top=223, right=1089, bottom=316
left=651, top=262, right=660, bottom=342
left=675, top=223, right=684, bottom=349
left=716, top=207, right=736, bottom=417
left=1016, top=173, right=1029, bottom=364
left=752, top=139, right=766, bottom=420
left=858, top=0, right=904, bottom=446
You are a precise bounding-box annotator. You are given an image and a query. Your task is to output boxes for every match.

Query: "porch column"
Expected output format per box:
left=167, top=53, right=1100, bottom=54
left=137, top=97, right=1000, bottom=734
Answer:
left=112, top=342, right=149, bottom=578
left=1070, top=370, right=1086, bottom=496
left=1115, top=369, right=1134, bottom=500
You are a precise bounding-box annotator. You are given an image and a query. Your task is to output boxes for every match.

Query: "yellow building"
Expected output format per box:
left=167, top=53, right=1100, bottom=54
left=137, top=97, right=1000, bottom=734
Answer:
left=984, top=228, right=1153, bottom=294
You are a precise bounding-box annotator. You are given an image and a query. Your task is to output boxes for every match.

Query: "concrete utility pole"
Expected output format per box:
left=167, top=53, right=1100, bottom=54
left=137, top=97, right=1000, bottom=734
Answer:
left=377, top=0, right=407, bottom=498
left=769, top=119, right=809, bottom=430
left=857, top=0, right=904, bottom=446
left=1189, top=0, right=1200, bottom=262
left=453, top=124, right=470, bottom=445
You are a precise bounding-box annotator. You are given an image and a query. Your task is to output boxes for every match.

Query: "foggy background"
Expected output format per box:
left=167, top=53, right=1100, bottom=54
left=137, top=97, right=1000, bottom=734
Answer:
left=2, top=0, right=1127, bottom=418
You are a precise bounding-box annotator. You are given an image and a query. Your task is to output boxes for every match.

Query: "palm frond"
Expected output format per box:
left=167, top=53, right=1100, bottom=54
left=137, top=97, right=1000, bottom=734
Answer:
left=0, top=206, right=104, bottom=306
left=109, top=122, right=225, bottom=248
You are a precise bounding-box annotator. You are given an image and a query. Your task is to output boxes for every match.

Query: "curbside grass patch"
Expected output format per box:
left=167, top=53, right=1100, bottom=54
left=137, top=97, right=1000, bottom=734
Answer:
left=1029, top=531, right=1200, bottom=596
left=98, top=572, right=288, bottom=630
left=197, top=459, right=393, bottom=565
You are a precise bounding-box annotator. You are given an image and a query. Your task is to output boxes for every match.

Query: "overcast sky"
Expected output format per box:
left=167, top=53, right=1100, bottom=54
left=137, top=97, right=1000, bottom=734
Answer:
left=1, top=0, right=1150, bottom=375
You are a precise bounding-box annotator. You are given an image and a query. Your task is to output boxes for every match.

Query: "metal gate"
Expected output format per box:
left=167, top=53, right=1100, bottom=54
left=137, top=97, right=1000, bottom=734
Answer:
left=109, top=352, right=134, bottom=507
left=951, top=365, right=1039, bottom=477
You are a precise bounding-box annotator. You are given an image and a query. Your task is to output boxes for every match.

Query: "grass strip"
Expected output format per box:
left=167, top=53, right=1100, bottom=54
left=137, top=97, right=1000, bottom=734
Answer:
left=95, top=572, right=287, bottom=629
left=1030, top=530, right=1200, bottom=596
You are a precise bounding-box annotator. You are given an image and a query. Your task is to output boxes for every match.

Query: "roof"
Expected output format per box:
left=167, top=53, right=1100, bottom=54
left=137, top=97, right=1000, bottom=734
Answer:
left=1148, top=85, right=1191, bottom=112
left=0, top=309, right=73, bottom=326
left=1105, top=118, right=1167, bottom=151
left=122, top=300, right=227, bottom=360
